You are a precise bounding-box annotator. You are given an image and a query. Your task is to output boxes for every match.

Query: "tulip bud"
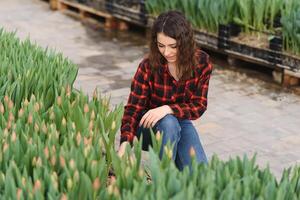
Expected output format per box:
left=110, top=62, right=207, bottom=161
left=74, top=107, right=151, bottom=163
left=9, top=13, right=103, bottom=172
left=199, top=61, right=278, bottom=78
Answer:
left=32, top=157, right=37, bottom=167
left=61, top=194, right=68, bottom=200
left=24, top=99, right=29, bottom=107
left=11, top=132, right=17, bottom=142
left=51, top=156, right=56, bottom=167
left=76, top=132, right=81, bottom=146
left=52, top=145, right=56, bottom=154
left=49, top=111, right=55, bottom=120
left=34, top=123, right=39, bottom=132
left=18, top=108, right=24, bottom=118
left=71, top=100, right=76, bottom=107
left=27, top=114, right=33, bottom=124
left=44, top=147, right=49, bottom=159
left=88, top=120, right=93, bottom=131
left=34, top=102, right=40, bottom=112
left=138, top=168, right=144, bottom=178
left=3, top=143, right=9, bottom=152
left=22, top=177, right=26, bottom=186
left=42, top=123, right=48, bottom=133
left=113, top=187, right=120, bottom=197
left=129, top=155, right=136, bottom=166
left=84, top=137, right=91, bottom=146
left=93, top=177, right=101, bottom=191
left=36, top=157, right=42, bottom=167
left=84, top=146, right=91, bottom=158
left=164, top=146, right=172, bottom=159
left=125, top=167, right=130, bottom=177
left=90, top=110, right=95, bottom=120
left=72, top=122, right=76, bottom=130
left=74, top=170, right=79, bottom=183
left=4, top=95, right=9, bottom=103
left=104, top=99, right=110, bottom=108
left=107, top=185, right=114, bottom=195
left=3, top=128, right=8, bottom=138
left=8, top=112, right=14, bottom=121
left=156, top=131, right=161, bottom=141
left=6, top=121, right=11, bottom=130
left=57, top=96, right=62, bottom=106
left=84, top=104, right=89, bottom=114
left=189, top=147, right=196, bottom=157
left=67, top=178, right=73, bottom=190
left=0, top=173, right=5, bottom=184
left=30, top=94, right=36, bottom=101
left=93, top=89, right=98, bottom=100
left=60, top=156, right=66, bottom=168
left=53, top=180, right=58, bottom=190
left=91, top=160, right=97, bottom=168
left=111, top=121, right=116, bottom=130
left=0, top=103, right=4, bottom=114
left=34, top=179, right=41, bottom=192
left=66, top=85, right=71, bottom=97
left=28, top=137, right=32, bottom=145
left=17, top=188, right=22, bottom=200
left=62, top=117, right=66, bottom=126
left=69, top=159, right=76, bottom=170
left=8, top=100, right=14, bottom=109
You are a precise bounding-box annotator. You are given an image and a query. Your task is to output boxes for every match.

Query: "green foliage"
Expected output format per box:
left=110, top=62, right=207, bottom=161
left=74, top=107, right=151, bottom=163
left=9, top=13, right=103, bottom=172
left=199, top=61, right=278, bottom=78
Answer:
left=145, top=0, right=300, bottom=55
left=0, top=28, right=78, bottom=111
left=1, top=28, right=300, bottom=199
left=281, top=1, right=300, bottom=55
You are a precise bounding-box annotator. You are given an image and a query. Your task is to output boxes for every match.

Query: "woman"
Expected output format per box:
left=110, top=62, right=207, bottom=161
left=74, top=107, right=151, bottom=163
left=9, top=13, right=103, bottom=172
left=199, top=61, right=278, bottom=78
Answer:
left=118, top=10, right=213, bottom=171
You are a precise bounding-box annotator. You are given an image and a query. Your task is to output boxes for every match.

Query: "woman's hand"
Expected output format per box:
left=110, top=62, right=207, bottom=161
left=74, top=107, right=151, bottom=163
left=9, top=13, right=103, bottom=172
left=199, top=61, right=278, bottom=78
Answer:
left=139, top=105, right=173, bottom=128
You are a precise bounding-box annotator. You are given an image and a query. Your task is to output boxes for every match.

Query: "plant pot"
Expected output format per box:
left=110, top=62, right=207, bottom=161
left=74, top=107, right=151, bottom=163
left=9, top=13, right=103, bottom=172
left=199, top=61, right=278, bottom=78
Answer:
left=229, top=23, right=241, bottom=37
left=269, top=36, right=283, bottom=52
left=218, top=24, right=230, bottom=38
left=218, top=24, right=230, bottom=49
left=268, top=51, right=282, bottom=65
left=273, top=14, right=282, bottom=28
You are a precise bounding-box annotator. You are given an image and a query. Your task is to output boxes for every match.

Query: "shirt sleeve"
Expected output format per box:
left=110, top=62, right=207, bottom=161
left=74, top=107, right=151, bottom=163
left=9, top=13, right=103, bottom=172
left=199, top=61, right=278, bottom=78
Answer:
left=120, top=60, right=150, bottom=144
left=168, top=59, right=213, bottom=120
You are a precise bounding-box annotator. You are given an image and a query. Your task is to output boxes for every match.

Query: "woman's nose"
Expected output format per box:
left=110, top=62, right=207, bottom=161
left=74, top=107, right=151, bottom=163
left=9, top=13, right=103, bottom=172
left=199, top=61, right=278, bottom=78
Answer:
left=163, top=47, right=171, bottom=56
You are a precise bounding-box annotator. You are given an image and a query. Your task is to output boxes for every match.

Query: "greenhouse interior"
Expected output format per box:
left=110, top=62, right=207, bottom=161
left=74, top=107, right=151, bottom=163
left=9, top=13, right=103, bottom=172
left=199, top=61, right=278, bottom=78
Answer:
left=0, top=0, right=300, bottom=199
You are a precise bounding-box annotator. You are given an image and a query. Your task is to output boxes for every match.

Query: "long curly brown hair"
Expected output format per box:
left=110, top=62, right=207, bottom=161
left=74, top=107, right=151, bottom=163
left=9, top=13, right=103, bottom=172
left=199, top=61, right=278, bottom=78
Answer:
left=148, top=10, right=198, bottom=81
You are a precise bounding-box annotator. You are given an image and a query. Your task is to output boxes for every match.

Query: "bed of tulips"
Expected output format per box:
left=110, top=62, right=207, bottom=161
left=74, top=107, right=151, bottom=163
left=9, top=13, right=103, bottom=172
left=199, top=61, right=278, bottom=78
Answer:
left=1, top=28, right=300, bottom=199
left=0, top=28, right=78, bottom=111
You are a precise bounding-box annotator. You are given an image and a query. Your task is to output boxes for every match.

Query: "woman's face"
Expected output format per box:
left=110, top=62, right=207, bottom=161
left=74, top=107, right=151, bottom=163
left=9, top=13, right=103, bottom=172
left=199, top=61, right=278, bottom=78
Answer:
left=157, top=32, right=177, bottom=64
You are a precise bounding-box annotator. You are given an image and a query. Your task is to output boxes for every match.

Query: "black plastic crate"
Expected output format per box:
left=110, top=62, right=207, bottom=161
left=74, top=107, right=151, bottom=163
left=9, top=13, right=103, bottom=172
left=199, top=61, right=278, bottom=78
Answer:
left=105, top=0, right=147, bottom=26
left=218, top=23, right=242, bottom=49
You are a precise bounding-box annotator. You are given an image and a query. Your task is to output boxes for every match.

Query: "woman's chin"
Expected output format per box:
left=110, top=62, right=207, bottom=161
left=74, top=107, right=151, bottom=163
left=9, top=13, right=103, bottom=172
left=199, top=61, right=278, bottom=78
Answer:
left=167, top=59, right=176, bottom=63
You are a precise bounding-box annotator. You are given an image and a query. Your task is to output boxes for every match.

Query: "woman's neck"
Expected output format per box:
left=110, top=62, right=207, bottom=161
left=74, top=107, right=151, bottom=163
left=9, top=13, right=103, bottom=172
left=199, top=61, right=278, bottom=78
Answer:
left=168, top=62, right=179, bottom=81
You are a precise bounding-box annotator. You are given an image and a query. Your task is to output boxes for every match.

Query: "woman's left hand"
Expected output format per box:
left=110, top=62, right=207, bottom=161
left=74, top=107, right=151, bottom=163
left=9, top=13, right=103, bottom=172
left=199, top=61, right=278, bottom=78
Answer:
left=139, top=105, right=173, bottom=128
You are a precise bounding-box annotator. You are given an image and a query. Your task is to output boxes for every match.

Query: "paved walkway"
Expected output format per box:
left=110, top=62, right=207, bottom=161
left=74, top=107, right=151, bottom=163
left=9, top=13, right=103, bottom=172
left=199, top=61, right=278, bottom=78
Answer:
left=1, top=0, right=300, bottom=177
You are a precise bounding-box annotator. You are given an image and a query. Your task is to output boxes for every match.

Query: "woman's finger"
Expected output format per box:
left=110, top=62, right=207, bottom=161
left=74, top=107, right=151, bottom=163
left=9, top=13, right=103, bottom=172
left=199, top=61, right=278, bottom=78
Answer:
left=139, top=111, right=149, bottom=127
left=144, top=113, right=154, bottom=128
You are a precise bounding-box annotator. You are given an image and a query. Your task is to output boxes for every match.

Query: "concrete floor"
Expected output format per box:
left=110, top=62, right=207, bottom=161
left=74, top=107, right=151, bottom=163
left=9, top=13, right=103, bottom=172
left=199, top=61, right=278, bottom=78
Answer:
left=1, top=0, right=300, bottom=178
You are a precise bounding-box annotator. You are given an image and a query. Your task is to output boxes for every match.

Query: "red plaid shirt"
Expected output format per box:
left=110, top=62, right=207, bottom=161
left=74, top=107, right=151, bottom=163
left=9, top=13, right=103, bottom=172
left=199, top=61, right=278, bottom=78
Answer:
left=120, top=50, right=213, bottom=144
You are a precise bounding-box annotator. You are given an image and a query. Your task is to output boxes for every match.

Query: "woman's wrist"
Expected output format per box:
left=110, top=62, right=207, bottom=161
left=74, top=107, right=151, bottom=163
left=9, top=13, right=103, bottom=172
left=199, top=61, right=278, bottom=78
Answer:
left=164, top=105, right=174, bottom=115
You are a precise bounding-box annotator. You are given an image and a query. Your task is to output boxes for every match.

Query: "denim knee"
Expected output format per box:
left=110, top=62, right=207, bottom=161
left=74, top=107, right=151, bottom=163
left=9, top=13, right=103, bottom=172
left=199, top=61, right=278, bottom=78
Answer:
left=157, top=114, right=181, bottom=139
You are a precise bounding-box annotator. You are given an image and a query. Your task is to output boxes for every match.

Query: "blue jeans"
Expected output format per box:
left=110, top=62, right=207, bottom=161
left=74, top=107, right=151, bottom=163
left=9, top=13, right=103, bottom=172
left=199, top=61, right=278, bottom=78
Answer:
left=136, top=114, right=208, bottom=171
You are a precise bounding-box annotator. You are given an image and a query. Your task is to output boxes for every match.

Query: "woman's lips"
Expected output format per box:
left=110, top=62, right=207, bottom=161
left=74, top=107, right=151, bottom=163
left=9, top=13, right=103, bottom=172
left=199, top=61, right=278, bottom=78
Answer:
left=166, top=56, right=175, bottom=60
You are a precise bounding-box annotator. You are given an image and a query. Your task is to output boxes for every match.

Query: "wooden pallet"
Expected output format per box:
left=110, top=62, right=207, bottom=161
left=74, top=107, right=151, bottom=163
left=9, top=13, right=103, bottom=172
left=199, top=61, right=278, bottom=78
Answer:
left=50, top=0, right=118, bottom=29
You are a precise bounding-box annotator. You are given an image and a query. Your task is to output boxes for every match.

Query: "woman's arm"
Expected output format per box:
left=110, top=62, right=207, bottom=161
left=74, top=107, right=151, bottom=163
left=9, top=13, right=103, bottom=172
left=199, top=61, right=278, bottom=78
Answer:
left=120, top=59, right=150, bottom=145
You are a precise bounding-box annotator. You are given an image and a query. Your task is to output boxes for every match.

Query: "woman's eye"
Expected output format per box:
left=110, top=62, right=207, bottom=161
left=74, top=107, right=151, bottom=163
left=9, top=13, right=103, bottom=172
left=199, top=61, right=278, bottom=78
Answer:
left=158, top=45, right=164, bottom=48
left=171, top=46, right=177, bottom=49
